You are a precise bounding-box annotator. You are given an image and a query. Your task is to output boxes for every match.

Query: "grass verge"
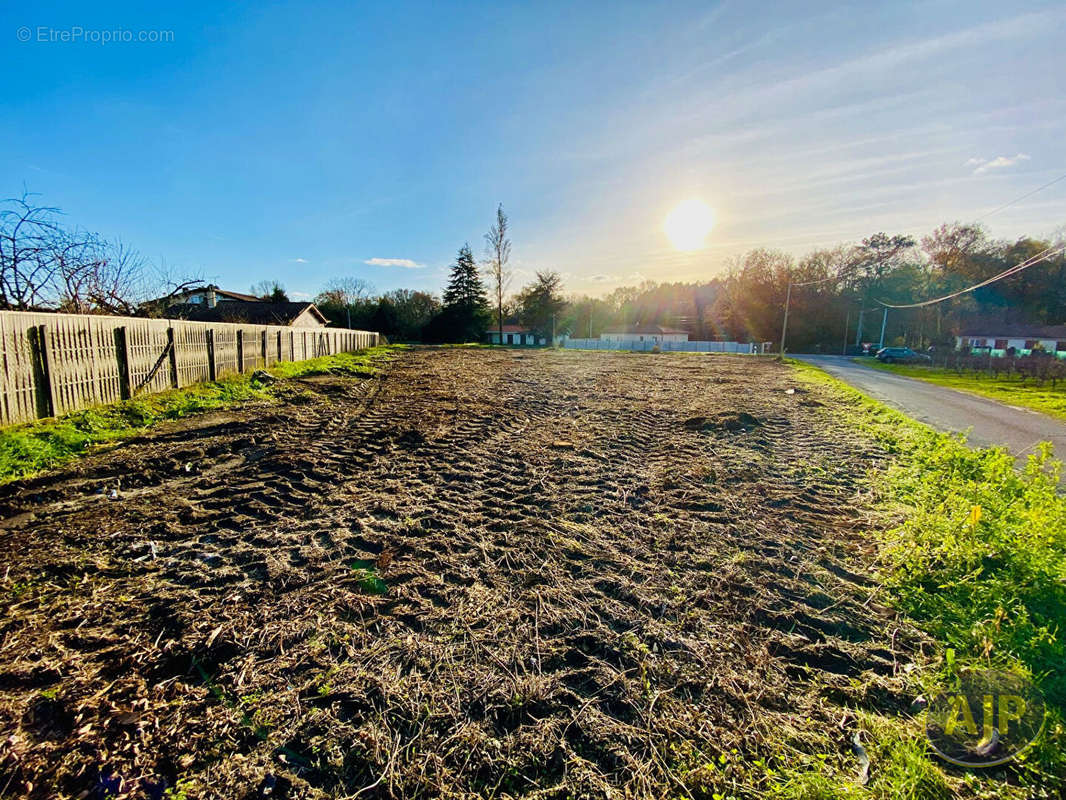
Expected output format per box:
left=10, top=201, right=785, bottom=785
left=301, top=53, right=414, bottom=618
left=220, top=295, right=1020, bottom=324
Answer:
left=0, top=345, right=402, bottom=484
left=860, top=360, right=1066, bottom=421
left=779, top=359, right=1065, bottom=797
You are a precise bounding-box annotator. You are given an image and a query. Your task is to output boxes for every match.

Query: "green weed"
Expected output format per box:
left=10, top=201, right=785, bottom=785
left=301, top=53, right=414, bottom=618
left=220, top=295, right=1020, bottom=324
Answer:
left=790, top=359, right=1066, bottom=792
left=350, top=559, right=388, bottom=594
left=0, top=345, right=402, bottom=483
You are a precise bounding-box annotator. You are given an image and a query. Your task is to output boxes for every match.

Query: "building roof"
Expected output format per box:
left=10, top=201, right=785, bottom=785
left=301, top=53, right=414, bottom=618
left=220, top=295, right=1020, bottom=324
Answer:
left=958, top=324, right=1066, bottom=339
left=602, top=324, right=688, bottom=335
left=145, top=284, right=262, bottom=307
left=164, top=301, right=329, bottom=326
left=200, top=287, right=261, bottom=302
left=498, top=324, right=536, bottom=333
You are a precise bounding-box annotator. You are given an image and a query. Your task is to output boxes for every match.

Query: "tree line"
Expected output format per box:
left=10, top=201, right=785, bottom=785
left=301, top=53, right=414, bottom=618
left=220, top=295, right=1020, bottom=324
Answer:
left=5, top=191, right=1061, bottom=350
left=706, top=225, right=1065, bottom=351
left=316, top=221, right=1065, bottom=349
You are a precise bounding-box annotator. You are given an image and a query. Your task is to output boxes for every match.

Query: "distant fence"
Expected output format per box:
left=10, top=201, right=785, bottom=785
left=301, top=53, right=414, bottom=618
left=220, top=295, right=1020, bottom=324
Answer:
left=923, top=349, right=1066, bottom=386
left=563, top=338, right=772, bottom=354
left=0, top=310, right=379, bottom=426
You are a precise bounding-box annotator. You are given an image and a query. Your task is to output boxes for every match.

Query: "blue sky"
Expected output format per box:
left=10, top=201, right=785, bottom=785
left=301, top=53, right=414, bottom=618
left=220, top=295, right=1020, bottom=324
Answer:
left=2, top=1, right=1064, bottom=299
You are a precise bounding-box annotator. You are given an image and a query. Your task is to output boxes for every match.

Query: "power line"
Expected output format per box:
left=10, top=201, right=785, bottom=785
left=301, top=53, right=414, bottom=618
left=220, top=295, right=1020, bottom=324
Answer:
left=876, top=243, right=1066, bottom=308
left=869, top=172, right=1066, bottom=308
left=976, top=171, right=1066, bottom=221
left=782, top=172, right=1066, bottom=343
left=779, top=271, right=841, bottom=354
left=790, top=274, right=837, bottom=287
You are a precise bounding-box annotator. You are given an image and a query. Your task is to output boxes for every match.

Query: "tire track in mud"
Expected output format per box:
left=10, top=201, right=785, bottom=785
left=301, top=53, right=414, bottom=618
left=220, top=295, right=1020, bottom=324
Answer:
left=0, top=348, right=925, bottom=799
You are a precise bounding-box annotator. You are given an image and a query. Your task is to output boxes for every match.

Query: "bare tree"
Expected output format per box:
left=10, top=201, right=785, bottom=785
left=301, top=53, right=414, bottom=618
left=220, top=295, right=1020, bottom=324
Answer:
left=62, top=239, right=153, bottom=314
left=137, top=258, right=207, bottom=317
left=0, top=193, right=101, bottom=310
left=483, top=203, right=512, bottom=342
left=316, top=277, right=375, bottom=327
left=50, top=231, right=108, bottom=312
left=250, top=279, right=290, bottom=301
left=318, top=277, right=374, bottom=306
left=1, top=193, right=205, bottom=315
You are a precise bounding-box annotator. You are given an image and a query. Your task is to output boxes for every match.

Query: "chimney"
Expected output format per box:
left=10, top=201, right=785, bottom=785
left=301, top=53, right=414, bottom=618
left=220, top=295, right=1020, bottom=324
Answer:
left=206, top=286, right=217, bottom=308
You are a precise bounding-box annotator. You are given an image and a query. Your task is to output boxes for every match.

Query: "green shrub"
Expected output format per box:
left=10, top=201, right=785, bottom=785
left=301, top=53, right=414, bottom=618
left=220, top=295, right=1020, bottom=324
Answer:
left=792, top=360, right=1066, bottom=791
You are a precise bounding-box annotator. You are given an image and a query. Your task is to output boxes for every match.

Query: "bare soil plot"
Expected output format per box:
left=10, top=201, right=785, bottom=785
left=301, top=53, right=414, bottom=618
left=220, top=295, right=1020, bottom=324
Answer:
left=0, top=347, right=923, bottom=798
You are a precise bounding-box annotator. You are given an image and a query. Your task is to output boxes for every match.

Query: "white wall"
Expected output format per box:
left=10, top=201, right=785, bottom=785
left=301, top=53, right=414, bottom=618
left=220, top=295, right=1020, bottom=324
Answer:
left=291, top=307, right=326, bottom=328
left=566, top=338, right=758, bottom=353
left=956, top=335, right=1066, bottom=356
left=601, top=333, right=689, bottom=344
left=486, top=331, right=546, bottom=345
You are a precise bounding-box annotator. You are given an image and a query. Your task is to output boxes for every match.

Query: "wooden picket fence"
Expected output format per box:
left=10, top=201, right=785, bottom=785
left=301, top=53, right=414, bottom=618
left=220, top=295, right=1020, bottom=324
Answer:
left=0, top=310, right=379, bottom=427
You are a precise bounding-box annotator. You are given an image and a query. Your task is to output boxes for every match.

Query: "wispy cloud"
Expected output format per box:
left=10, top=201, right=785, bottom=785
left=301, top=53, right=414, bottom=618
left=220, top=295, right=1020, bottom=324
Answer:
left=364, top=257, right=423, bottom=268
left=291, top=257, right=308, bottom=263
left=290, top=290, right=311, bottom=300
left=966, top=153, right=1031, bottom=174
left=663, top=9, right=1066, bottom=141
left=588, top=273, right=615, bottom=282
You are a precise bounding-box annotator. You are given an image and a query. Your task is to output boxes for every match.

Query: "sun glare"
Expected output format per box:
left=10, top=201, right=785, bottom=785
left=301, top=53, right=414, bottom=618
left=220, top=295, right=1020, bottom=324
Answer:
left=663, top=198, right=716, bottom=251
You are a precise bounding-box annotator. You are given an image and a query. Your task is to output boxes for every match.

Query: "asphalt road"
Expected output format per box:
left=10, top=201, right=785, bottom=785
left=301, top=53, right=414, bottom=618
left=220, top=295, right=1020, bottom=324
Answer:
left=794, top=355, right=1066, bottom=466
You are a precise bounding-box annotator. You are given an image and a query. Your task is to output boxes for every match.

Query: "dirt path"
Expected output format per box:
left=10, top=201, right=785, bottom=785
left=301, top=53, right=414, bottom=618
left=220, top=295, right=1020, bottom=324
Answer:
left=0, top=348, right=923, bottom=798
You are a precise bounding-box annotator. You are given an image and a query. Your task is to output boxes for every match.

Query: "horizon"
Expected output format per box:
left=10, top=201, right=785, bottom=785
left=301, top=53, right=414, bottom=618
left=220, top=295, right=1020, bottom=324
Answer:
left=3, top=1, right=1065, bottom=301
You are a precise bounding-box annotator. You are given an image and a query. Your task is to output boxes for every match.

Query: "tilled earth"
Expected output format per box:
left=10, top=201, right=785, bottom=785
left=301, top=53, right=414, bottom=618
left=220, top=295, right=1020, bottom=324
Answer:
left=0, top=347, right=926, bottom=798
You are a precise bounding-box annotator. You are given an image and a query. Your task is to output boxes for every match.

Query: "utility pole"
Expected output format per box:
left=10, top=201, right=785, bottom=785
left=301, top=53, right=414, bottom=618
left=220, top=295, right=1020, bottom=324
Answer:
left=855, top=309, right=865, bottom=348
left=779, top=280, right=793, bottom=356
left=878, top=307, right=888, bottom=349
left=842, top=309, right=850, bottom=355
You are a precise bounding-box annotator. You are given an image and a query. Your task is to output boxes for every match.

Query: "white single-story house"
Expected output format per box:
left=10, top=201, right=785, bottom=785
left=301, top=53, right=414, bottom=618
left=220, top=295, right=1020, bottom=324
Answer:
left=486, top=324, right=548, bottom=346
left=956, top=325, right=1066, bottom=358
left=600, top=325, right=689, bottom=344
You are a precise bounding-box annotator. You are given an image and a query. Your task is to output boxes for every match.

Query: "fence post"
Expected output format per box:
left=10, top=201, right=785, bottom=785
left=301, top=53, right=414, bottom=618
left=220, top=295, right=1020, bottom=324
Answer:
left=289, top=330, right=295, bottom=361
left=30, top=325, right=59, bottom=418
left=0, top=313, right=9, bottom=425
left=86, top=320, right=101, bottom=404
left=206, top=329, right=217, bottom=381
left=114, top=326, right=131, bottom=401
left=261, top=330, right=268, bottom=365
left=277, top=330, right=283, bottom=361
left=236, top=330, right=244, bottom=373
left=167, top=327, right=179, bottom=388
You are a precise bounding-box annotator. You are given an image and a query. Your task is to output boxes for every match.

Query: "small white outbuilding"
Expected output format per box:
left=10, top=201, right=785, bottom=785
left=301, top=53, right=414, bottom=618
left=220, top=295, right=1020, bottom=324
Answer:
left=486, top=325, right=548, bottom=346
left=599, top=325, right=689, bottom=345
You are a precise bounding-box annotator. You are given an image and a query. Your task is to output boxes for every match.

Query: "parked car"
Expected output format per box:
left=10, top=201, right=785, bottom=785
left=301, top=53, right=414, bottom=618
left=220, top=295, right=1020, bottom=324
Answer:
left=875, top=346, right=932, bottom=364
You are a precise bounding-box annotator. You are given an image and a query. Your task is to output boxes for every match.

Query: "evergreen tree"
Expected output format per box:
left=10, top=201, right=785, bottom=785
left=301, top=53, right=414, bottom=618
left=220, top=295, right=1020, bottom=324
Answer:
left=443, top=244, right=487, bottom=309
left=423, top=244, right=491, bottom=343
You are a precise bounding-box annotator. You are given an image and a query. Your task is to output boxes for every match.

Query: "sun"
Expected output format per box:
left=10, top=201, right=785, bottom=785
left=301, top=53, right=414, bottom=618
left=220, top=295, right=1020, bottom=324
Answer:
left=663, top=198, right=716, bottom=251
